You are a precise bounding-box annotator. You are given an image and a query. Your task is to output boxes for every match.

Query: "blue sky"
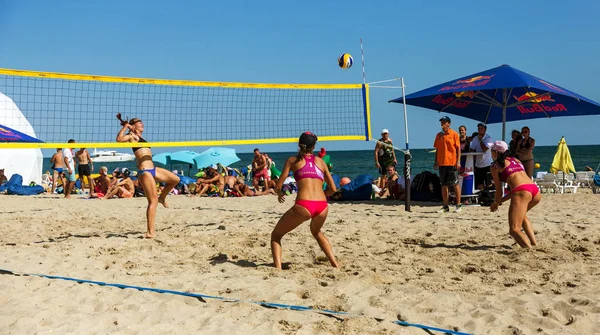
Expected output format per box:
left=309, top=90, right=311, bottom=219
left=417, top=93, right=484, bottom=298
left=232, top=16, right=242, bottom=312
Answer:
left=1, top=0, right=599, bottom=153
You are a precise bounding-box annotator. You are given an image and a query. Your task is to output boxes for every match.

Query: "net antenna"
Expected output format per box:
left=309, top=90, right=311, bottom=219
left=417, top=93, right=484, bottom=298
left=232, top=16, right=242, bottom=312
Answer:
left=367, top=76, right=412, bottom=211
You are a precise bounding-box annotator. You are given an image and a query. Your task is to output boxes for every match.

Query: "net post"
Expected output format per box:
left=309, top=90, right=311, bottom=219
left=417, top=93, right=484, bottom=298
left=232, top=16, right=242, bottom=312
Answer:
left=361, top=84, right=372, bottom=141
left=404, top=150, right=411, bottom=212
left=401, top=78, right=411, bottom=212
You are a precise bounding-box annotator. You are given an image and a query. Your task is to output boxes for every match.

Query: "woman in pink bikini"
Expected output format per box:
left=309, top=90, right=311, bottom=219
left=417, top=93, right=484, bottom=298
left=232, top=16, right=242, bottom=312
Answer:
left=271, top=132, right=339, bottom=269
left=489, top=140, right=541, bottom=248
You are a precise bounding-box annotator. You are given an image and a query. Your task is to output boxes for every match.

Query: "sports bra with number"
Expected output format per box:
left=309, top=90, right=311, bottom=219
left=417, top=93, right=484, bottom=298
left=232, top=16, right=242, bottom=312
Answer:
left=293, top=155, right=324, bottom=181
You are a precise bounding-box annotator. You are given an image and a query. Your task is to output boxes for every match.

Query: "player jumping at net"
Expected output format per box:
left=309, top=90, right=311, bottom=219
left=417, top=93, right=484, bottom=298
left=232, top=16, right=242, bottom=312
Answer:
left=270, top=132, right=339, bottom=270
left=116, top=113, right=180, bottom=238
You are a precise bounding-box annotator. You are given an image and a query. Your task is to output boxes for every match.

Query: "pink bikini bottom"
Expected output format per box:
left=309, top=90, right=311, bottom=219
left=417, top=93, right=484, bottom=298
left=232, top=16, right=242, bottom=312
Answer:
left=295, top=200, right=328, bottom=218
left=511, top=183, right=539, bottom=198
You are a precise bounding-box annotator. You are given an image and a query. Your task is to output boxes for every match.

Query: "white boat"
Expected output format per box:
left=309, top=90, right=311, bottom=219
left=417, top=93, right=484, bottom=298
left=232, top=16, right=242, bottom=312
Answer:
left=90, top=149, right=136, bottom=163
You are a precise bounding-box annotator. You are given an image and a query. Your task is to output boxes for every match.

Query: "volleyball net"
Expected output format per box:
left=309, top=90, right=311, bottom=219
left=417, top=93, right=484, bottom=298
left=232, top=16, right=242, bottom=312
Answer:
left=0, top=68, right=372, bottom=149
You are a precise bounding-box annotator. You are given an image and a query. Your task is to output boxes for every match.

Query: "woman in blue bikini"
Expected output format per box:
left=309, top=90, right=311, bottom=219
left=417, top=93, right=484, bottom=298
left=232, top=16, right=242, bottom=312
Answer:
left=116, top=114, right=179, bottom=238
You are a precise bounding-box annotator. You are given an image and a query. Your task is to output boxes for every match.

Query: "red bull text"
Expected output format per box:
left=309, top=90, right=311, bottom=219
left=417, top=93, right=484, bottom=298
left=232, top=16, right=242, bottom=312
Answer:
left=513, top=92, right=567, bottom=114
left=517, top=103, right=567, bottom=114
left=538, top=79, right=567, bottom=94
left=432, top=95, right=470, bottom=109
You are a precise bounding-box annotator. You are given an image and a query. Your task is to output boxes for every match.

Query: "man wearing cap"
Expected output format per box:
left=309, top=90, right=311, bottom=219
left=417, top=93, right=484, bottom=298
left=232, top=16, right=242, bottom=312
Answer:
left=434, top=116, right=462, bottom=213
left=470, top=123, right=494, bottom=190
left=374, top=129, right=397, bottom=191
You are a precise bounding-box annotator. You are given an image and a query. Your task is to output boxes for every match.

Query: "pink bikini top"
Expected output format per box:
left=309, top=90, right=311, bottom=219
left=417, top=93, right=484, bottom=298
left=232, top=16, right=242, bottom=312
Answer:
left=294, top=155, right=324, bottom=181
left=498, top=157, right=525, bottom=182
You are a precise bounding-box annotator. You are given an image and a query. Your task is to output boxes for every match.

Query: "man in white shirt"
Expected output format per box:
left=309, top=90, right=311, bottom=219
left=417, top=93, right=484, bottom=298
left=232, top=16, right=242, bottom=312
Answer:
left=469, top=123, right=494, bottom=190
left=62, top=139, right=77, bottom=198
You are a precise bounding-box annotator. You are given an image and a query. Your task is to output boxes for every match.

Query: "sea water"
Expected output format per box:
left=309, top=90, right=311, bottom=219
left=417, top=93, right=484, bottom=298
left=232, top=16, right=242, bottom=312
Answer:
left=42, top=145, right=600, bottom=180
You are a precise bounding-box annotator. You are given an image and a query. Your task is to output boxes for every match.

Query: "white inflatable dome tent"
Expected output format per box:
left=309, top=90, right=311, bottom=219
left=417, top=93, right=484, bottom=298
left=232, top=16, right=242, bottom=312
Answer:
left=0, top=92, right=43, bottom=185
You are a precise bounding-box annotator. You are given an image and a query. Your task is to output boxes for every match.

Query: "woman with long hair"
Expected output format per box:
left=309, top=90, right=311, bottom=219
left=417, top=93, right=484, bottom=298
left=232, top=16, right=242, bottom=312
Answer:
left=489, top=140, right=541, bottom=248
left=515, top=126, right=535, bottom=178
left=115, top=114, right=180, bottom=238
left=508, top=129, right=521, bottom=158
left=458, top=125, right=470, bottom=173
left=271, top=132, right=339, bottom=269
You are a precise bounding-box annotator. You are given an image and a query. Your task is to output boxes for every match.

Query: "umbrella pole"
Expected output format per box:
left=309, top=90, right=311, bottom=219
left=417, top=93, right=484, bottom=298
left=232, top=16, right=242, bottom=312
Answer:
left=502, top=90, right=507, bottom=141
left=401, top=78, right=411, bottom=212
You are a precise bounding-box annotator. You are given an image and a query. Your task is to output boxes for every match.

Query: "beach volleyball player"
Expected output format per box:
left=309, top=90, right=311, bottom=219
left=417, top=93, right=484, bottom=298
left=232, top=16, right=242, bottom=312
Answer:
left=270, top=132, right=339, bottom=269
left=489, top=140, right=541, bottom=248
left=115, top=113, right=179, bottom=238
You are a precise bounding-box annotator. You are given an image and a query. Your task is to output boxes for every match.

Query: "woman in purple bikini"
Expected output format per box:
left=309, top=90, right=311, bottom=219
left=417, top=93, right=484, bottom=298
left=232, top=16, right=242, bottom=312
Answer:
left=270, top=132, right=339, bottom=269
left=489, top=140, right=541, bottom=248
left=115, top=114, right=179, bottom=238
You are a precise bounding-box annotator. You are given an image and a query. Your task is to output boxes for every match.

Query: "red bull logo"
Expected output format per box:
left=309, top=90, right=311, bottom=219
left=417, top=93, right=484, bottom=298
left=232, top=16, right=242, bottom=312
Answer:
left=0, top=126, right=21, bottom=141
left=438, top=75, right=495, bottom=92
left=513, top=92, right=567, bottom=114
left=431, top=95, right=470, bottom=109
left=453, top=91, right=475, bottom=99
left=454, top=75, right=494, bottom=84
left=513, top=92, right=554, bottom=103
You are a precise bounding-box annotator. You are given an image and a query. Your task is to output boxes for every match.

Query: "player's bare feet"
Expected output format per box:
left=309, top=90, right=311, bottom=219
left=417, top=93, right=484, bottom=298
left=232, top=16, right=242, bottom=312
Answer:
left=158, top=197, right=169, bottom=208
left=144, top=232, right=155, bottom=239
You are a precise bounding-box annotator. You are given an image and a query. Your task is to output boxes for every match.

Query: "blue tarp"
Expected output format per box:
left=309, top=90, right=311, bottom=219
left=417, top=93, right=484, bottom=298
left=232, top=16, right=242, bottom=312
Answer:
left=0, top=174, right=45, bottom=195
left=331, top=174, right=373, bottom=201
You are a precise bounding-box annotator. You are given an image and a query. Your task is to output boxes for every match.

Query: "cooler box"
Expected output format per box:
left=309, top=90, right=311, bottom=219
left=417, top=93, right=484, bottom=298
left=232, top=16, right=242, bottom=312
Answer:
left=461, top=172, right=475, bottom=196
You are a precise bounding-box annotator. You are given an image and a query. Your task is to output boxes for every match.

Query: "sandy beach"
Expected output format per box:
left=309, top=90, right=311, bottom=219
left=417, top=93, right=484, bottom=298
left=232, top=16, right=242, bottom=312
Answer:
left=1, top=191, right=599, bottom=334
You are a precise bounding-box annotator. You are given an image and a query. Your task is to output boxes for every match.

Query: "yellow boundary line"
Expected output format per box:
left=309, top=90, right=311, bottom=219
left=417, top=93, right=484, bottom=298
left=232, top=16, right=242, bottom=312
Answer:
left=0, top=68, right=362, bottom=90
left=0, top=136, right=367, bottom=149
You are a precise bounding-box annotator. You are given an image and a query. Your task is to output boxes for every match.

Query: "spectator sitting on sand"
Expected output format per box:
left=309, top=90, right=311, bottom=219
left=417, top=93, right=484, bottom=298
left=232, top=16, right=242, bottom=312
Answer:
left=193, top=166, right=225, bottom=197
left=103, top=168, right=135, bottom=199
left=90, top=166, right=111, bottom=198
left=234, top=177, right=275, bottom=196
left=385, top=165, right=406, bottom=200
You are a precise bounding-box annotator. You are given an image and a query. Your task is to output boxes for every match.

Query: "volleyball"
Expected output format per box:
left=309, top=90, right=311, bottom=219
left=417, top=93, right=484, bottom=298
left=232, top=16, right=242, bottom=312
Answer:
left=534, top=163, right=541, bottom=169
left=338, top=53, right=353, bottom=69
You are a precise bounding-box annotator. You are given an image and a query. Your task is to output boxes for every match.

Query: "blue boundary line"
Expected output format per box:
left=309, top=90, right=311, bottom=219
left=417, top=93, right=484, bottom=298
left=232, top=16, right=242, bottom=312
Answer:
left=0, top=268, right=472, bottom=335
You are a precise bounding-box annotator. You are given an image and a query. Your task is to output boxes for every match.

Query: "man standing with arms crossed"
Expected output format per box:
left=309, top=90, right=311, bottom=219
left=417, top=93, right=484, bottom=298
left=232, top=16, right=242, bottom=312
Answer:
left=434, top=116, right=462, bottom=213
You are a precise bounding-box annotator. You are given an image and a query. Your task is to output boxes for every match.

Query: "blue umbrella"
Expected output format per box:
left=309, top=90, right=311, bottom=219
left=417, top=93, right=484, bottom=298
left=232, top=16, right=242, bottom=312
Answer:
left=0, top=124, right=43, bottom=142
left=194, top=147, right=241, bottom=168
left=390, top=64, right=600, bottom=139
left=169, top=150, right=202, bottom=165
left=152, top=152, right=172, bottom=165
